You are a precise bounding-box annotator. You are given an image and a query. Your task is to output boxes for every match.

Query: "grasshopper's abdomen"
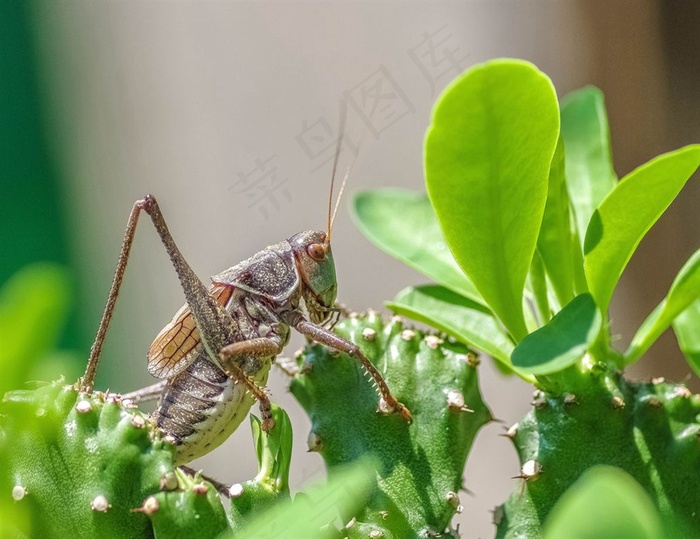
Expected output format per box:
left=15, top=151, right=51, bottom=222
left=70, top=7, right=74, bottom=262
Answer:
left=152, top=289, right=285, bottom=464
left=153, top=352, right=270, bottom=464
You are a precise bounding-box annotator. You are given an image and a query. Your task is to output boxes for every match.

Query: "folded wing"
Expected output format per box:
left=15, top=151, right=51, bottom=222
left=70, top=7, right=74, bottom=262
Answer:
left=147, top=284, right=233, bottom=378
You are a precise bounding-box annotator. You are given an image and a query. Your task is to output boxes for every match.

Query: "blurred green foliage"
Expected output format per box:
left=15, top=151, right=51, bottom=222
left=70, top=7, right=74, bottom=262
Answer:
left=0, top=263, right=79, bottom=396
left=0, top=1, right=83, bottom=355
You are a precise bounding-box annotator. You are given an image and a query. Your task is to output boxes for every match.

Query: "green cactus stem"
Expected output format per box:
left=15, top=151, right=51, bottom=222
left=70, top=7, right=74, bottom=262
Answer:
left=1, top=377, right=305, bottom=539
left=496, top=369, right=700, bottom=538
left=142, top=468, right=228, bottom=539
left=290, top=311, right=492, bottom=538
left=0, top=380, right=177, bottom=539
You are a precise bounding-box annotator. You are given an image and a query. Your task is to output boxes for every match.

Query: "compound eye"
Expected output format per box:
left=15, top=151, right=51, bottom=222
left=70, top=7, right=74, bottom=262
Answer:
left=307, top=243, right=326, bottom=261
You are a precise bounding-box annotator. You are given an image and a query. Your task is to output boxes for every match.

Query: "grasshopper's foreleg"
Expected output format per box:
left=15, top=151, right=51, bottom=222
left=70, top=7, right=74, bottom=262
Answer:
left=217, top=337, right=284, bottom=433
left=287, top=313, right=413, bottom=423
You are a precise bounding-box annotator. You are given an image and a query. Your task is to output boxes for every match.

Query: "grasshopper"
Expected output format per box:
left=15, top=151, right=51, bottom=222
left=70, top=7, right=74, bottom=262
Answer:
left=78, top=138, right=411, bottom=467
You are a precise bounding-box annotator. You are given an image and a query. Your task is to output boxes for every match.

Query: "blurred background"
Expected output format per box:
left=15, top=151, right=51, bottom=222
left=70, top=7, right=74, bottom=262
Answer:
left=1, top=1, right=698, bottom=537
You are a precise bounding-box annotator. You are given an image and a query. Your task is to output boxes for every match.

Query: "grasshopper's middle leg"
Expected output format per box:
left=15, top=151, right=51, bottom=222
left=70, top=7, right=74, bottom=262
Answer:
left=217, top=337, right=284, bottom=432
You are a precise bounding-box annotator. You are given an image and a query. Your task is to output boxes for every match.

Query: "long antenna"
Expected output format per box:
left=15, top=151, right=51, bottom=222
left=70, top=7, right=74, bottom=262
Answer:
left=328, top=160, right=352, bottom=236
left=326, top=101, right=347, bottom=244
left=329, top=125, right=367, bottom=239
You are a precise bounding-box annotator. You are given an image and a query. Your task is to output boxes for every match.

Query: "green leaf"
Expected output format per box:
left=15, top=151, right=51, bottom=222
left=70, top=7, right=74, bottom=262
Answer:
left=674, top=299, right=700, bottom=377
left=529, top=249, right=551, bottom=324
left=0, top=263, right=73, bottom=396
left=250, top=404, right=292, bottom=493
left=537, top=137, right=581, bottom=306
left=229, top=405, right=293, bottom=530
left=386, top=284, right=518, bottom=374
left=625, top=249, right=700, bottom=364
left=511, top=293, right=601, bottom=375
left=544, top=466, right=663, bottom=539
left=352, top=189, right=483, bottom=303
left=425, top=59, right=560, bottom=341
left=231, top=460, right=375, bottom=539
left=560, top=86, right=617, bottom=245
left=584, top=145, right=700, bottom=313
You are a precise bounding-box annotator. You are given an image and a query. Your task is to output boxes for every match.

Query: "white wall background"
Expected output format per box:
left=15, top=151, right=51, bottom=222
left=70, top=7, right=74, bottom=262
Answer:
left=31, top=2, right=695, bottom=537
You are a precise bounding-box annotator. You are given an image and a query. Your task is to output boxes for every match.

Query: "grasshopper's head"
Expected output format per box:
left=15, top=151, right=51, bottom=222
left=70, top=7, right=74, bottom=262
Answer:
left=291, top=102, right=359, bottom=324
left=289, top=230, right=337, bottom=325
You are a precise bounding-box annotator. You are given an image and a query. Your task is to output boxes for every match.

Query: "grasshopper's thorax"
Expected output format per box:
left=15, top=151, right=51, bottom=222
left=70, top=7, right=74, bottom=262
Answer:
left=288, top=230, right=338, bottom=325
left=210, top=230, right=337, bottom=325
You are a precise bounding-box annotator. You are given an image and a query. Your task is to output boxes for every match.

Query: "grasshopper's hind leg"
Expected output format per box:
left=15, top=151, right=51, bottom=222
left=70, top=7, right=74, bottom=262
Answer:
left=80, top=199, right=149, bottom=392
left=122, top=380, right=167, bottom=404
left=179, top=466, right=232, bottom=497
left=82, top=195, right=280, bottom=429
left=138, top=196, right=282, bottom=431
left=217, top=337, right=284, bottom=432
